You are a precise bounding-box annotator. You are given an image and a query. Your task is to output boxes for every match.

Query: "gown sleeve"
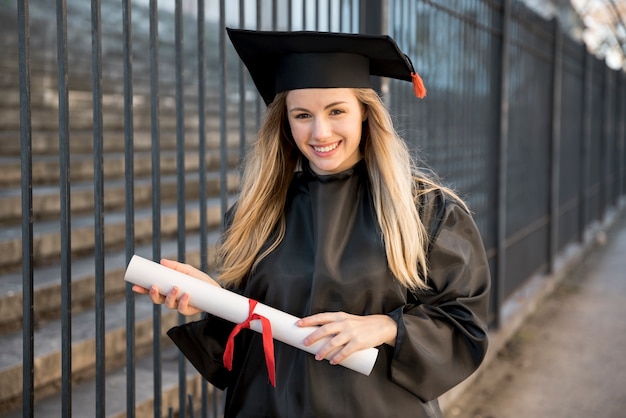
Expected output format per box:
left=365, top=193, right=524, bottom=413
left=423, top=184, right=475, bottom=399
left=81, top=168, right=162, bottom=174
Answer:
left=386, top=189, right=491, bottom=401
left=167, top=314, right=235, bottom=389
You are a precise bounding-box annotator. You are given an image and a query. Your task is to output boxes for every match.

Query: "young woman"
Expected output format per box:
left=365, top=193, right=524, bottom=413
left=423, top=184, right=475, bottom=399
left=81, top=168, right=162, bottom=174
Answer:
left=134, top=29, right=491, bottom=418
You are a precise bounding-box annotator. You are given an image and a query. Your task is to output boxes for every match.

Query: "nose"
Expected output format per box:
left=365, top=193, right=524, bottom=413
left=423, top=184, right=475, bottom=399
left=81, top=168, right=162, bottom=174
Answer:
left=312, top=117, right=332, bottom=141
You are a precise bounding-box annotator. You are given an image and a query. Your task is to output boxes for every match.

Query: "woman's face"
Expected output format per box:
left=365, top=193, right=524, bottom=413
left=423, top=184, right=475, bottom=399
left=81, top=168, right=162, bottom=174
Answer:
left=286, top=88, right=365, bottom=175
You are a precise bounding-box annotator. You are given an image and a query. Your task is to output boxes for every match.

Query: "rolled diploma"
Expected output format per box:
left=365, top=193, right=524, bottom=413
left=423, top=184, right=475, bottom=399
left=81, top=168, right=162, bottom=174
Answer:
left=125, top=255, right=378, bottom=376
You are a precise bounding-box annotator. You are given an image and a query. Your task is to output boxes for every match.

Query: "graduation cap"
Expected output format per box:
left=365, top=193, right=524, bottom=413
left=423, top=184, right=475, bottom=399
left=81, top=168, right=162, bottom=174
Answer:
left=226, top=28, right=426, bottom=105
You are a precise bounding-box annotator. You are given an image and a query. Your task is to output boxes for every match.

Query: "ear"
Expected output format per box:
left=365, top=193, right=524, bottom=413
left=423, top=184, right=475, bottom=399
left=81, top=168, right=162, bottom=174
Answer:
left=362, top=105, right=368, bottom=122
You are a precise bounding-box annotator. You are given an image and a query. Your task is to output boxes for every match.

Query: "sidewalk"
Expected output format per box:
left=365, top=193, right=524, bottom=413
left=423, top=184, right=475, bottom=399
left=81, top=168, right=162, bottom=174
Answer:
left=443, top=208, right=626, bottom=418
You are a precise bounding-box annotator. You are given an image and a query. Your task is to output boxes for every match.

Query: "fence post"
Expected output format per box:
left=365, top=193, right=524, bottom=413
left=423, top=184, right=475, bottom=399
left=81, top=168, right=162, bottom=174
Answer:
left=122, top=0, right=136, bottom=416
left=616, top=70, right=626, bottom=199
left=602, top=66, right=612, bottom=214
left=17, top=0, right=35, bottom=415
left=548, top=18, right=562, bottom=273
left=494, top=0, right=512, bottom=329
left=579, top=48, right=592, bottom=241
left=174, top=0, right=187, bottom=414
left=148, top=0, right=163, bottom=415
left=55, top=0, right=73, bottom=414
left=359, top=0, right=387, bottom=94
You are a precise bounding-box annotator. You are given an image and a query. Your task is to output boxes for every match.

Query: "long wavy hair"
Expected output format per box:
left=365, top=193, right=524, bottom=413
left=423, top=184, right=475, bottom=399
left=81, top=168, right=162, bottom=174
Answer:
left=216, top=88, right=460, bottom=291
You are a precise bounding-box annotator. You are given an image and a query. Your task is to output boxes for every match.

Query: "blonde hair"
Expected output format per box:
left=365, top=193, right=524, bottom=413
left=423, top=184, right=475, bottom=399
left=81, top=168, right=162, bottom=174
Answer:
left=216, top=88, right=461, bottom=291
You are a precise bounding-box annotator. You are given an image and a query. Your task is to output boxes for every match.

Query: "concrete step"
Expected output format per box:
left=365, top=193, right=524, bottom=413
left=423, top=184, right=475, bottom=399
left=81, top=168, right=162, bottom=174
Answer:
left=0, top=170, right=240, bottom=224
left=0, top=227, right=224, bottom=335
left=0, top=67, right=243, bottom=110
left=0, top=148, right=242, bottom=187
left=1, top=345, right=222, bottom=418
left=0, top=68, right=256, bottom=115
left=0, top=73, right=235, bottom=113
left=0, top=125, right=258, bottom=157
left=0, top=103, right=236, bottom=132
left=0, top=190, right=236, bottom=270
left=0, top=293, right=203, bottom=415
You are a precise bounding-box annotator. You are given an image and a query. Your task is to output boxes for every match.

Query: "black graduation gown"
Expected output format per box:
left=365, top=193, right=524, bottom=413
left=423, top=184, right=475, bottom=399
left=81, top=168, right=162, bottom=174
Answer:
left=168, top=160, right=490, bottom=418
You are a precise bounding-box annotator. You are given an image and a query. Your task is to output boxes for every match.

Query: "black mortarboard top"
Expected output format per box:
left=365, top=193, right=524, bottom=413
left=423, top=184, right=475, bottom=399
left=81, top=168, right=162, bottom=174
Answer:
left=226, top=28, right=426, bottom=105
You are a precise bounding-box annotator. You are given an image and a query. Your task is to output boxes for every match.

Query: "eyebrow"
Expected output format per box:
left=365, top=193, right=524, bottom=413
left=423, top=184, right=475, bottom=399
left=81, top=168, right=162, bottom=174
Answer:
left=288, top=101, right=348, bottom=113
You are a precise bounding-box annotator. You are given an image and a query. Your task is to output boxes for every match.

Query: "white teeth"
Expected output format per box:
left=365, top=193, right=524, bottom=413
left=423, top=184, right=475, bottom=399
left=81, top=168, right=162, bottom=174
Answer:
left=313, top=142, right=339, bottom=153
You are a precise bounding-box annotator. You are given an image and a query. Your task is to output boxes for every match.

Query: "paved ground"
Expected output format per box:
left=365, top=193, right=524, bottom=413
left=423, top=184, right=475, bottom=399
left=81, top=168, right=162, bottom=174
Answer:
left=444, top=211, right=626, bottom=418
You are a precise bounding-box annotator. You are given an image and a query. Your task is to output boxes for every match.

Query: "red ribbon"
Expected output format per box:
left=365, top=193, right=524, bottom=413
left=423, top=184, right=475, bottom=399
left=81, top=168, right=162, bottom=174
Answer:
left=223, top=299, right=276, bottom=387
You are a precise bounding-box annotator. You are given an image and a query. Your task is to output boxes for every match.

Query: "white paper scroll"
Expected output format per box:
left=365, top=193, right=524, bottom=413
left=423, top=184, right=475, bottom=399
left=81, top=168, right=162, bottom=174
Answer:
left=124, top=255, right=378, bottom=376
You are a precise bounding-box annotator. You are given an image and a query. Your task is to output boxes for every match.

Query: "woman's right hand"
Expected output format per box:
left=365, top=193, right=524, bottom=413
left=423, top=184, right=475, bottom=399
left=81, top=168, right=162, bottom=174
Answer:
left=131, top=258, right=221, bottom=316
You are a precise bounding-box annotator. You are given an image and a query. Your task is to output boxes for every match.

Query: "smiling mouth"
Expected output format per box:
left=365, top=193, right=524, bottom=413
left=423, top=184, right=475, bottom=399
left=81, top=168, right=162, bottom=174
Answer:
left=312, top=142, right=340, bottom=153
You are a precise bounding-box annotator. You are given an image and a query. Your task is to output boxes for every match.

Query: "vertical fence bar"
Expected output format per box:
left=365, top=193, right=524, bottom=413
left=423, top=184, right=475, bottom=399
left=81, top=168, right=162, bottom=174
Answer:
left=239, top=0, right=247, bottom=163
left=272, top=0, right=278, bottom=30
left=288, top=0, right=293, bottom=31
left=339, top=0, right=344, bottom=31
left=55, top=0, right=72, bottom=414
left=358, top=0, right=385, bottom=93
left=219, top=0, right=228, bottom=216
left=216, top=5, right=230, bottom=412
left=174, top=1, right=187, bottom=415
left=579, top=49, right=592, bottom=241
left=348, top=0, right=358, bottom=32
left=548, top=19, right=562, bottom=273
left=255, top=0, right=262, bottom=130
left=216, top=17, right=229, bottom=405
left=495, top=0, right=512, bottom=328
left=149, top=1, right=163, bottom=417
left=315, top=0, right=319, bottom=30
left=196, top=0, right=209, bottom=416
left=327, top=0, right=332, bottom=31
left=90, top=0, right=106, bottom=416
left=600, top=65, right=615, bottom=216
left=122, top=0, right=136, bottom=416
left=601, top=66, right=609, bottom=216
left=616, top=71, right=626, bottom=198
left=18, top=0, right=34, bottom=415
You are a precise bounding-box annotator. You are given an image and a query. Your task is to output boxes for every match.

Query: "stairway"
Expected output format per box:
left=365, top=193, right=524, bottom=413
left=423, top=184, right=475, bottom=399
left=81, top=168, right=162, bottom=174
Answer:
left=0, top=1, right=258, bottom=416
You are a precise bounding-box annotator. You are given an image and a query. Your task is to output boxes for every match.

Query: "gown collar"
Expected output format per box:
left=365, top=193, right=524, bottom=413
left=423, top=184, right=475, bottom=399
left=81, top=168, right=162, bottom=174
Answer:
left=300, top=158, right=366, bottom=183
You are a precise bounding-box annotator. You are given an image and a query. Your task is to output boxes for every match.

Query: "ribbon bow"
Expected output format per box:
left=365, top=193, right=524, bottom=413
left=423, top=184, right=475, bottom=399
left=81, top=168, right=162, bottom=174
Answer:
left=223, top=299, right=276, bottom=387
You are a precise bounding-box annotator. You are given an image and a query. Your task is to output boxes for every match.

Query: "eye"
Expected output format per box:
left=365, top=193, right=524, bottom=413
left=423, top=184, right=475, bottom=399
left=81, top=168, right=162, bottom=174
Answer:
left=329, top=108, right=344, bottom=116
left=294, top=113, right=311, bottom=119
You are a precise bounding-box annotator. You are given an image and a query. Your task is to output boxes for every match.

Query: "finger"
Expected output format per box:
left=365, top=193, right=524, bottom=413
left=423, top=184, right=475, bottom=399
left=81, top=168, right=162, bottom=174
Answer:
left=149, top=285, right=166, bottom=304
left=302, top=322, right=339, bottom=347
left=328, top=344, right=356, bottom=365
left=160, top=258, right=219, bottom=286
left=314, top=334, right=349, bottom=362
left=132, top=285, right=149, bottom=295
left=327, top=331, right=375, bottom=365
left=298, top=311, right=345, bottom=327
left=160, top=258, right=204, bottom=278
left=177, top=292, right=197, bottom=316
left=164, top=286, right=180, bottom=309
left=160, top=258, right=191, bottom=273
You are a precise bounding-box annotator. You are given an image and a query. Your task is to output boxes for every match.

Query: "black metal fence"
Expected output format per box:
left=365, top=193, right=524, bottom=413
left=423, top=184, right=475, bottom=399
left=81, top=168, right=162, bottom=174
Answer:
left=5, top=0, right=625, bottom=416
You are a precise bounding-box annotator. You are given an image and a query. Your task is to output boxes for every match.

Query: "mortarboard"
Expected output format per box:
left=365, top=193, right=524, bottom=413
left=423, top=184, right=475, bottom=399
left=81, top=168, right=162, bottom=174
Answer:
left=226, top=28, right=426, bottom=105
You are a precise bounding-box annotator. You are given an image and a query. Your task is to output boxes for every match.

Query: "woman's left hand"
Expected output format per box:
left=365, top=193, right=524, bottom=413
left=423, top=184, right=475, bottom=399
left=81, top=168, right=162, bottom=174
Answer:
left=297, top=312, right=398, bottom=365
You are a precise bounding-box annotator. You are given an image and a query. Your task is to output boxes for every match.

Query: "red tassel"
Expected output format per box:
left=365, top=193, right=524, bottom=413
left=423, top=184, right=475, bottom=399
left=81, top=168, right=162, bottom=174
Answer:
left=411, top=72, right=427, bottom=99
left=223, top=299, right=277, bottom=387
